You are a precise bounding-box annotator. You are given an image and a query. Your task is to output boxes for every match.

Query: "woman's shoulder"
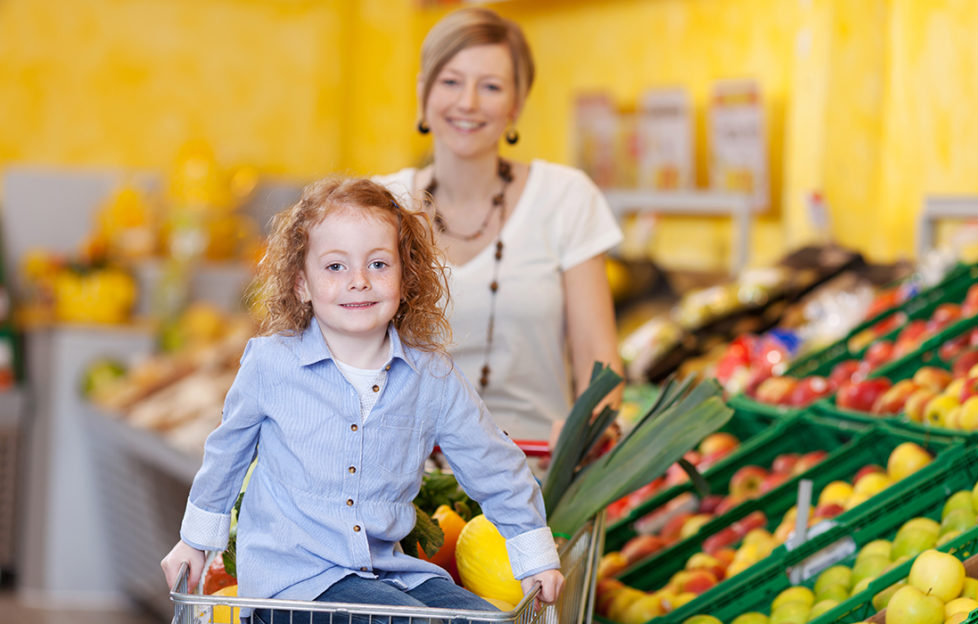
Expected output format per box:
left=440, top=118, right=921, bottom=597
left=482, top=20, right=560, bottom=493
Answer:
left=530, top=159, right=597, bottom=187
left=373, top=168, right=418, bottom=203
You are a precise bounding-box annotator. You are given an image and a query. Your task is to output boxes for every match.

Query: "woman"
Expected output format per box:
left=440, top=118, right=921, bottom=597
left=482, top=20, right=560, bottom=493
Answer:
left=377, top=7, right=623, bottom=447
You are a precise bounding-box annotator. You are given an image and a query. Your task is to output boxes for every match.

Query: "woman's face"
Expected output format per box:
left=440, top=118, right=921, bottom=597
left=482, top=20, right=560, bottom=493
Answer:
left=424, top=43, right=520, bottom=159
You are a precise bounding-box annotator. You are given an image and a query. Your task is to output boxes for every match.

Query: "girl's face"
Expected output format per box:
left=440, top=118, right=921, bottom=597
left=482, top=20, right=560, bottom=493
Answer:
left=424, top=43, right=520, bottom=159
left=296, top=207, right=402, bottom=346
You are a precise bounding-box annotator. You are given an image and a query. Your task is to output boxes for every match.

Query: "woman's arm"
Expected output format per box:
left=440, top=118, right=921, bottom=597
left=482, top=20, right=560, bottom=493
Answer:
left=563, top=253, right=624, bottom=405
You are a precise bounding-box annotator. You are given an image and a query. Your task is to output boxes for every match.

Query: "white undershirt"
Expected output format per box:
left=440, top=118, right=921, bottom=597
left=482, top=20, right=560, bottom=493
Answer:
left=334, top=360, right=386, bottom=421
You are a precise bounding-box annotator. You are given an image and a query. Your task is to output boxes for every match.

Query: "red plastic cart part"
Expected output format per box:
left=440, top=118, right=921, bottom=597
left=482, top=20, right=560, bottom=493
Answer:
left=432, top=439, right=550, bottom=458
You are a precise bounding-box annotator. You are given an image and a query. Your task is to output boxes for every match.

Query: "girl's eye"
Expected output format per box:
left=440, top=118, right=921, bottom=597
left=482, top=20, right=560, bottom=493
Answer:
left=326, top=263, right=343, bottom=271
left=370, top=261, right=388, bottom=270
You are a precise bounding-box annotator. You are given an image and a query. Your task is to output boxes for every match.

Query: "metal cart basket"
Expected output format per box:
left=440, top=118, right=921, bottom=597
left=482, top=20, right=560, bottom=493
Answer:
left=170, top=512, right=604, bottom=624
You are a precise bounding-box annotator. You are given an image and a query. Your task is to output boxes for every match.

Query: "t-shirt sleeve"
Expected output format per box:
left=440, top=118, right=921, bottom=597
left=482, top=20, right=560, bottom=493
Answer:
left=554, top=167, right=624, bottom=270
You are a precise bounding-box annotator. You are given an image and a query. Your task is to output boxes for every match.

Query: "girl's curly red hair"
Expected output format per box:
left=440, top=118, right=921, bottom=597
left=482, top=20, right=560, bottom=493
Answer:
left=250, top=176, right=451, bottom=352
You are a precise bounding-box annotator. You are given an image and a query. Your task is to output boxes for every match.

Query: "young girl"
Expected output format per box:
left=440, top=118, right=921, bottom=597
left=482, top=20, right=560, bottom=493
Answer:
left=160, top=177, right=563, bottom=622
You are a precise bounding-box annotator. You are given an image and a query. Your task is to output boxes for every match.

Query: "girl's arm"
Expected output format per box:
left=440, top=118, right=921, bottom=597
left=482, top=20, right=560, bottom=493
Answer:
left=161, top=540, right=206, bottom=592
left=521, top=569, right=565, bottom=605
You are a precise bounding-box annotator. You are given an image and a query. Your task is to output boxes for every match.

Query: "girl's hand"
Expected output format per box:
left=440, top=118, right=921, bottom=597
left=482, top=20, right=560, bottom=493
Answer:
left=161, top=540, right=206, bottom=592
left=521, top=568, right=565, bottom=605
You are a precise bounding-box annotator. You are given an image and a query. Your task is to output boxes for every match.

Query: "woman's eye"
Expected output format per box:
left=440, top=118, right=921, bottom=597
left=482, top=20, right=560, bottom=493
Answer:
left=484, top=83, right=502, bottom=92
left=440, top=78, right=459, bottom=87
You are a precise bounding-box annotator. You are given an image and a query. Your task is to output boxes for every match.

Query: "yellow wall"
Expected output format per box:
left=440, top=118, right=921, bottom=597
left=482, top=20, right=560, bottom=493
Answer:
left=3, top=0, right=978, bottom=268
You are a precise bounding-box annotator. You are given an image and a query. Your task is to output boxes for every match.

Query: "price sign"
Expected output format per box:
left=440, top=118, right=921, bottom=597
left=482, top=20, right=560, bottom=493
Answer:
left=573, top=92, right=618, bottom=189
left=636, top=88, right=694, bottom=190
left=709, top=79, right=769, bottom=210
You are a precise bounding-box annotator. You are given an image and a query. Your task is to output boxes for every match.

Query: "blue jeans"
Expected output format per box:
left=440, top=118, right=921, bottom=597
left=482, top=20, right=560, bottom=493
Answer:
left=252, top=575, right=500, bottom=624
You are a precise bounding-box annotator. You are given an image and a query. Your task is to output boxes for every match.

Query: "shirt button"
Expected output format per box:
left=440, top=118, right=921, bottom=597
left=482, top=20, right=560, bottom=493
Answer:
left=360, top=566, right=368, bottom=571
left=348, top=466, right=356, bottom=474
left=353, top=525, right=361, bottom=532
left=350, top=424, right=358, bottom=432
left=385, top=365, right=391, bottom=371
left=346, top=499, right=354, bottom=506
left=372, top=385, right=380, bottom=392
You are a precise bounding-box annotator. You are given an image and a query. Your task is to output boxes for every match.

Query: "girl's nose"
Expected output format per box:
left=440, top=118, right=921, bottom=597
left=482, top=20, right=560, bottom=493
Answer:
left=349, top=269, right=369, bottom=290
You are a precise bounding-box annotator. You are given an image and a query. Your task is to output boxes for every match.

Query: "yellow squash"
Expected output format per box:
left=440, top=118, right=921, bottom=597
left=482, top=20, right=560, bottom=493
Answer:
left=455, top=514, right=523, bottom=605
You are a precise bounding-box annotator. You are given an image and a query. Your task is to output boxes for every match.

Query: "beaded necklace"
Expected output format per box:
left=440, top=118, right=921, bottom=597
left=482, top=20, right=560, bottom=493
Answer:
left=424, top=159, right=513, bottom=390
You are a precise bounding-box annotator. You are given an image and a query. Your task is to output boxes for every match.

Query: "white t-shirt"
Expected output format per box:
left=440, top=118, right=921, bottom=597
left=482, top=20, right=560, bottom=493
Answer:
left=376, top=159, right=622, bottom=441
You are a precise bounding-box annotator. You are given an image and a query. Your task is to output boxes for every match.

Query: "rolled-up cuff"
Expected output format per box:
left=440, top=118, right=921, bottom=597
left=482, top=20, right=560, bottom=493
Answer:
left=505, top=527, right=560, bottom=580
left=180, top=499, right=231, bottom=552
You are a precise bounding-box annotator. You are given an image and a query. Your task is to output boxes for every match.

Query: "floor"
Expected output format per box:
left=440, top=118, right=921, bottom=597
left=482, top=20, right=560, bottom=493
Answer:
left=0, top=576, right=164, bottom=624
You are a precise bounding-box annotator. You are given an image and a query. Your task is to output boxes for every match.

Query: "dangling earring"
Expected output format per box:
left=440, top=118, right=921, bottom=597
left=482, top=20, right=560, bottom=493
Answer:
left=417, top=119, right=430, bottom=135
left=505, top=127, right=519, bottom=145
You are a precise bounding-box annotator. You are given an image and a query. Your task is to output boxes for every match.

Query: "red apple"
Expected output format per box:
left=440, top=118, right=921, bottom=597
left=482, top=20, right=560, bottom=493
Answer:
left=813, top=502, right=846, bottom=520
left=940, top=334, right=972, bottom=363
left=894, top=320, right=929, bottom=356
left=904, top=388, right=938, bottom=422
left=754, top=376, right=800, bottom=406
left=621, top=534, right=668, bottom=564
left=793, top=449, right=828, bottom=475
left=729, top=465, right=769, bottom=498
left=660, top=511, right=695, bottom=541
left=960, top=377, right=978, bottom=403
left=714, top=494, right=746, bottom=516
left=912, top=366, right=953, bottom=392
left=853, top=463, right=885, bottom=482
left=732, top=510, right=768, bottom=537
left=789, top=375, right=834, bottom=407
left=771, top=452, right=801, bottom=476
left=926, top=303, right=962, bottom=334
left=863, top=340, right=896, bottom=370
left=759, top=471, right=790, bottom=494
left=698, top=494, right=726, bottom=515
left=701, top=526, right=740, bottom=554
left=698, top=432, right=740, bottom=457
left=871, top=379, right=921, bottom=414
left=952, top=349, right=978, bottom=378
left=836, top=378, right=893, bottom=412
left=829, top=359, right=863, bottom=387
left=964, top=284, right=978, bottom=316
left=685, top=552, right=727, bottom=581
left=679, top=569, right=718, bottom=595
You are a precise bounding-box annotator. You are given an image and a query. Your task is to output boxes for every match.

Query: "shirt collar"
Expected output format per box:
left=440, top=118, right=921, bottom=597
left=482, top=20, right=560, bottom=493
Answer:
left=295, top=321, right=420, bottom=374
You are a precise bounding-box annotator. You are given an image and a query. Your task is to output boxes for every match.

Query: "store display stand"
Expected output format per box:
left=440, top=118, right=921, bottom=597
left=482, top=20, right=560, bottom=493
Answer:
left=915, top=195, right=978, bottom=259
left=602, top=189, right=754, bottom=274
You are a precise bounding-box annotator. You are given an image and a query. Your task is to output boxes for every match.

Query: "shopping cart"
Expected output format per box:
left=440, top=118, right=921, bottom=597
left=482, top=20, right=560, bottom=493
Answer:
left=170, top=439, right=604, bottom=624
left=170, top=512, right=603, bottom=624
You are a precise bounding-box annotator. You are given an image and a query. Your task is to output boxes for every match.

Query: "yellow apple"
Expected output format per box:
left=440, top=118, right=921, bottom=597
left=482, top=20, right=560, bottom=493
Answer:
left=858, top=539, right=892, bottom=562
left=681, top=616, right=723, bottom=624
left=941, top=508, right=976, bottom=536
left=769, top=600, right=811, bottom=624
left=606, top=587, right=647, bottom=622
left=960, top=576, right=978, bottom=599
left=887, top=442, right=933, bottom=481
left=923, top=394, right=961, bottom=428
left=620, top=593, right=664, bottom=624
left=943, top=490, right=975, bottom=519
left=855, top=471, right=894, bottom=496
left=945, top=596, right=978, bottom=618
left=884, top=584, right=944, bottom=624
left=908, top=549, right=966, bottom=602
left=946, top=612, right=969, bottom=624
left=815, top=564, right=854, bottom=595
left=818, top=480, right=855, bottom=506
left=808, top=598, right=839, bottom=619
left=872, top=581, right=907, bottom=610
left=730, top=612, right=770, bottom=624
left=958, top=396, right=978, bottom=430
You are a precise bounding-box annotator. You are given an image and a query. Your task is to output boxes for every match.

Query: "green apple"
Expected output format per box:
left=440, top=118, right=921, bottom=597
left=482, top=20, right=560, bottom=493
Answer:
left=851, top=553, right=890, bottom=586
left=807, top=598, right=839, bottom=620
left=771, top=586, right=815, bottom=610
left=941, top=508, right=976, bottom=535
left=871, top=580, right=906, bottom=610
left=730, top=612, right=770, bottom=624
left=849, top=576, right=873, bottom=597
left=769, top=600, right=811, bottom=624
left=942, top=490, right=975, bottom=520
left=814, top=582, right=849, bottom=603
left=856, top=539, right=891, bottom=564
left=814, top=565, right=853, bottom=595
left=898, top=517, right=941, bottom=535
left=682, top=615, right=723, bottom=624
left=938, top=529, right=963, bottom=546
left=884, top=584, right=944, bottom=624
left=890, top=526, right=938, bottom=560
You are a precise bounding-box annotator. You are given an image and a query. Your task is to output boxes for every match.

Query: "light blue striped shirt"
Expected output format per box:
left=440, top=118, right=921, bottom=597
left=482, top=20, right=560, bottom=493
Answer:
left=180, top=321, right=559, bottom=603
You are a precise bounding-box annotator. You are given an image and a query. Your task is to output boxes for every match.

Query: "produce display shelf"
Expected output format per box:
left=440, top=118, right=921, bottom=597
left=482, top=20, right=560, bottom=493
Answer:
left=650, top=443, right=976, bottom=624
left=813, top=312, right=978, bottom=440
left=614, top=422, right=958, bottom=600
left=787, top=262, right=978, bottom=379
left=603, top=405, right=785, bottom=552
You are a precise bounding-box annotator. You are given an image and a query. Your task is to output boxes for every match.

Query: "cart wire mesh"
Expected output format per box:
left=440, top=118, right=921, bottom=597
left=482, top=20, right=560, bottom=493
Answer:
left=170, top=512, right=604, bottom=624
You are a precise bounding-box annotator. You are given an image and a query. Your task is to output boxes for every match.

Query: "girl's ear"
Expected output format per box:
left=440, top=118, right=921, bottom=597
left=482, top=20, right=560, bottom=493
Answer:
left=295, top=272, right=311, bottom=303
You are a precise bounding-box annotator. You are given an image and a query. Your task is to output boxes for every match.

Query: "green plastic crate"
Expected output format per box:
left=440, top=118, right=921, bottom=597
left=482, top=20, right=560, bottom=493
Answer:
left=786, top=262, right=978, bottom=380
left=613, top=423, right=958, bottom=602
left=814, top=312, right=978, bottom=438
left=604, top=411, right=852, bottom=553
left=646, top=443, right=977, bottom=624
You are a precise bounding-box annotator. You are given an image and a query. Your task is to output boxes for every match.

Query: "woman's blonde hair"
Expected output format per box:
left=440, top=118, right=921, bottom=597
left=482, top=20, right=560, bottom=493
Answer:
left=251, top=177, right=451, bottom=352
left=418, top=7, right=535, bottom=122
